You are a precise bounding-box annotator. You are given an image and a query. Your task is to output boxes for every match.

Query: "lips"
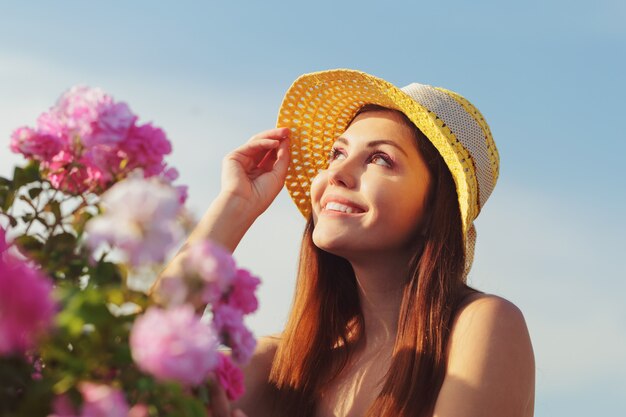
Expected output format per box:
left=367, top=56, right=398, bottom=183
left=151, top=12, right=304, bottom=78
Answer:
left=320, top=195, right=367, bottom=214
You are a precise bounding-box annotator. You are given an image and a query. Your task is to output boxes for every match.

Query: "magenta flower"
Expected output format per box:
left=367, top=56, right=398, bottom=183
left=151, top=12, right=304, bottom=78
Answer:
left=226, top=268, right=260, bottom=314
left=214, top=352, right=245, bottom=401
left=0, top=227, right=56, bottom=356
left=129, top=306, right=219, bottom=386
left=85, top=176, right=183, bottom=267
left=213, top=304, right=256, bottom=365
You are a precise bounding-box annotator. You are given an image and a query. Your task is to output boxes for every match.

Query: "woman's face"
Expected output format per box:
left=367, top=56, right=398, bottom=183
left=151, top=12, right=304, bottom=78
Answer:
left=310, top=109, right=432, bottom=258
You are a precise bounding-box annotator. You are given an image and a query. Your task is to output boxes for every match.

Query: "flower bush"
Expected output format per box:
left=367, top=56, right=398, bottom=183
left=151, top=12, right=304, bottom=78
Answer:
left=0, top=87, right=260, bottom=416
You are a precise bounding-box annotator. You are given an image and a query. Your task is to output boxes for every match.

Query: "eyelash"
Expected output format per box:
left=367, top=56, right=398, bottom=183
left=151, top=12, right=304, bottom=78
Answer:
left=329, top=147, right=394, bottom=168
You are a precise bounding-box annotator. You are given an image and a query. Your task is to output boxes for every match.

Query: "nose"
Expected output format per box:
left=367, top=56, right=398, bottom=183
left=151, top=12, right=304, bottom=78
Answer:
left=327, top=158, right=358, bottom=189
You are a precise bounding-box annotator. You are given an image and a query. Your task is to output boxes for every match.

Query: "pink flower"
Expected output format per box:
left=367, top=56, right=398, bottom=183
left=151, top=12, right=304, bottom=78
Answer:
left=226, top=269, right=260, bottom=314
left=120, top=123, right=172, bottom=177
left=175, top=185, right=188, bottom=205
left=49, top=394, right=77, bottom=417
left=161, top=167, right=179, bottom=182
left=0, top=228, right=57, bottom=355
left=85, top=177, right=183, bottom=267
left=45, top=151, right=92, bottom=194
left=0, top=226, right=7, bottom=252
left=79, top=382, right=129, bottom=417
left=213, top=304, right=256, bottom=365
left=214, top=352, right=245, bottom=401
left=129, top=306, right=219, bottom=386
left=11, top=85, right=180, bottom=195
left=183, top=240, right=236, bottom=305
left=89, top=102, right=136, bottom=147
left=9, top=126, right=63, bottom=161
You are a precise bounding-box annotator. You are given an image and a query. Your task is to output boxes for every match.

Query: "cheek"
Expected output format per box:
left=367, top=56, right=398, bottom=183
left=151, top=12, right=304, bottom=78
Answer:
left=369, top=180, right=427, bottom=231
left=309, top=170, right=328, bottom=215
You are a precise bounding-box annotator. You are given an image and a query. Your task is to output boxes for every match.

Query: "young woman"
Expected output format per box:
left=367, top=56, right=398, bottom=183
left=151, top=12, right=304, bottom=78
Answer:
left=161, top=69, right=535, bottom=417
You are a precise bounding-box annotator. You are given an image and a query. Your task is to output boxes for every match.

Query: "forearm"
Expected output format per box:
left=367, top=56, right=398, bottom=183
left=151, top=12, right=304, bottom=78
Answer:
left=154, top=192, right=257, bottom=289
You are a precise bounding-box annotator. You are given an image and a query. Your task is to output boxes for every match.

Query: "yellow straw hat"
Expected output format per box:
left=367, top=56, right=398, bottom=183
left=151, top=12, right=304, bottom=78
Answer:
left=276, top=69, right=499, bottom=275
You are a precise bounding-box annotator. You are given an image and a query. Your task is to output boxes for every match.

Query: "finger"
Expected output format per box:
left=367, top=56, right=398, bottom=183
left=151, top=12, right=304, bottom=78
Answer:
left=227, top=139, right=281, bottom=172
left=234, top=138, right=281, bottom=159
left=254, top=134, right=290, bottom=177
left=248, top=127, right=290, bottom=142
left=209, top=382, right=231, bottom=417
left=256, top=147, right=278, bottom=173
left=232, top=409, right=248, bottom=417
left=272, top=136, right=291, bottom=178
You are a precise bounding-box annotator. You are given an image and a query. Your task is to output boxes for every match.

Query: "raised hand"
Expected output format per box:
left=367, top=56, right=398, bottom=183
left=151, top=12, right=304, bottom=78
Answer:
left=220, top=127, right=291, bottom=219
left=207, top=379, right=249, bottom=417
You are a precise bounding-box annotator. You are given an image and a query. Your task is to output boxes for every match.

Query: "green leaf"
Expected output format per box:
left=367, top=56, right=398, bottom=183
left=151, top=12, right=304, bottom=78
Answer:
left=91, top=261, right=124, bottom=286
left=14, top=235, right=45, bottom=254
left=13, top=162, right=40, bottom=188
left=28, top=187, right=43, bottom=199
left=49, top=232, right=77, bottom=253
left=1, top=189, right=16, bottom=212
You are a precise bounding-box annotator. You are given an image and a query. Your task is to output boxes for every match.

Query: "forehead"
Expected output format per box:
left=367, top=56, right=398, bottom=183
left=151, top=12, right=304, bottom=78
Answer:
left=338, top=109, right=418, bottom=147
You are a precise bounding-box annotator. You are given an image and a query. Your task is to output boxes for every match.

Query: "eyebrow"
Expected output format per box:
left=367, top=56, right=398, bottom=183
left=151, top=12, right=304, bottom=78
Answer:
left=335, top=137, right=409, bottom=157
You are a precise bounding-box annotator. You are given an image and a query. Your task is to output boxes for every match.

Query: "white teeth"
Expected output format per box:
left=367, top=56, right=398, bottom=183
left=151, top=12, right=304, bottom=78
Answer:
left=325, top=202, right=359, bottom=213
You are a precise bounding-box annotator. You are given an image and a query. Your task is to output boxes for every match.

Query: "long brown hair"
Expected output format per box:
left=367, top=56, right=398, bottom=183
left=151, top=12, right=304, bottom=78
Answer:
left=269, top=105, right=474, bottom=416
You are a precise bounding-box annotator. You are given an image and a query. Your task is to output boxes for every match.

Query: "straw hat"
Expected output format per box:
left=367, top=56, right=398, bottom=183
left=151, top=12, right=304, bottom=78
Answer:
left=276, top=69, right=499, bottom=275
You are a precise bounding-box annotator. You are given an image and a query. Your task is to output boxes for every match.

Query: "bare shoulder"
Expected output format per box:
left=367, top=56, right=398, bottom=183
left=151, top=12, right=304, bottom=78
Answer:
left=451, top=293, right=530, bottom=343
left=232, top=334, right=281, bottom=414
left=433, top=294, right=535, bottom=417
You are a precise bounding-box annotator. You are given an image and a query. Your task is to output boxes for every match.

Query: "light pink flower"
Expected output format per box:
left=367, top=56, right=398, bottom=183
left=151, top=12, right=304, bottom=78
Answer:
left=226, top=269, right=260, bottom=314
left=79, top=382, right=129, bottom=417
left=183, top=240, right=236, bottom=305
left=53, top=86, right=106, bottom=141
left=36, top=110, right=68, bottom=139
left=0, top=228, right=57, bottom=355
left=156, top=275, right=189, bottom=307
left=85, top=177, right=183, bottom=267
left=214, top=352, right=245, bottom=401
left=213, top=304, right=256, bottom=365
left=129, top=305, right=219, bottom=386
left=128, top=404, right=149, bottom=417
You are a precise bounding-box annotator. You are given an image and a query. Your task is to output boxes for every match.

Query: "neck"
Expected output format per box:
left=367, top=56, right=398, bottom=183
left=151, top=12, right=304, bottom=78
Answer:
left=348, top=249, right=413, bottom=352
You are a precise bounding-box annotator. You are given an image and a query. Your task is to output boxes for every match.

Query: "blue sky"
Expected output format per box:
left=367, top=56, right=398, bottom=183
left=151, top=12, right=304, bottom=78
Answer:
left=1, top=1, right=624, bottom=415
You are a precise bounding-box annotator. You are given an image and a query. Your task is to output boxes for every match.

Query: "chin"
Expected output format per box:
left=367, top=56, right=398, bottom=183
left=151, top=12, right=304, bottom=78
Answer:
left=312, top=229, right=351, bottom=256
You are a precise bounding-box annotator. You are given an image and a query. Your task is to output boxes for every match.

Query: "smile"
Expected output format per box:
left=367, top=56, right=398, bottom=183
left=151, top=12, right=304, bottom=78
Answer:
left=323, top=201, right=366, bottom=214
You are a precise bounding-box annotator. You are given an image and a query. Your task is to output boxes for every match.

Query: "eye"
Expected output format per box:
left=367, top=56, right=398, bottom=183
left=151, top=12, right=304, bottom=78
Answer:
left=369, top=152, right=393, bottom=168
left=329, top=147, right=346, bottom=162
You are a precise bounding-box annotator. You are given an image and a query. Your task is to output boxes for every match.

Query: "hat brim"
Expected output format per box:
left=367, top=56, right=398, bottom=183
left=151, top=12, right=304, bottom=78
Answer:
left=276, top=69, right=476, bottom=235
